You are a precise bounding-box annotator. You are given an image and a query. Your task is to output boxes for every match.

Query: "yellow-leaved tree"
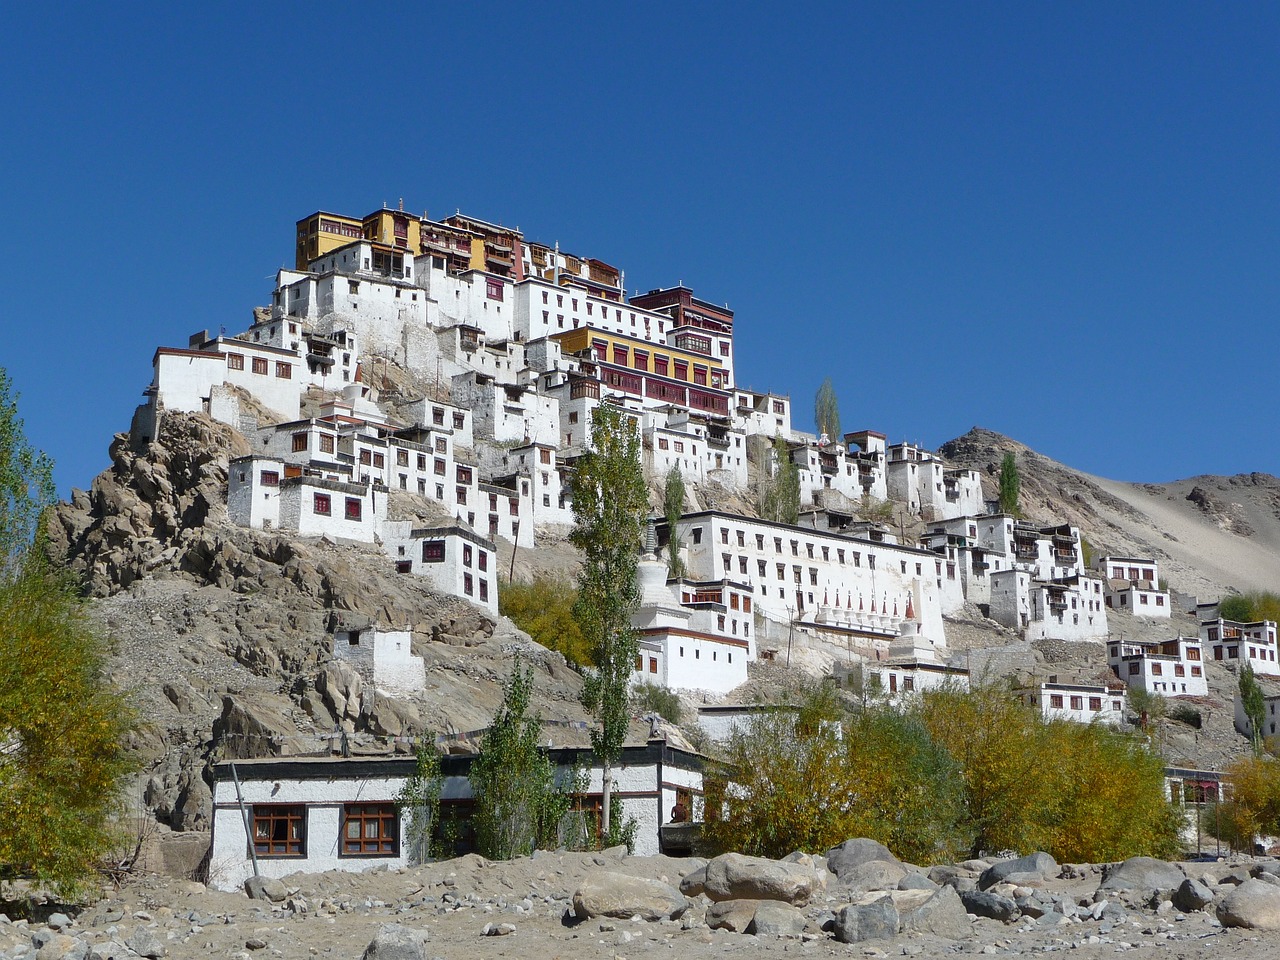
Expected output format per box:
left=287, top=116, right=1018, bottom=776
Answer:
left=0, top=368, right=135, bottom=897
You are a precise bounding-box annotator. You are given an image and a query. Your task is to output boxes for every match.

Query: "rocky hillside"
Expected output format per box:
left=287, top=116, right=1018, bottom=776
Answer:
left=940, top=427, right=1280, bottom=600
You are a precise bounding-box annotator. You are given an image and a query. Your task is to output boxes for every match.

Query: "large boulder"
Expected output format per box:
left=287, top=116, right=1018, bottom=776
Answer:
left=837, top=859, right=909, bottom=893
left=960, top=889, right=1020, bottom=922
left=1218, top=878, right=1280, bottom=931
left=1098, top=857, right=1186, bottom=897
left=706, top=899, right=761, bottom=932
left=834, top=897, right=899, bottom=943
left=1173, top=878, right=1215, bottom=913
left=679, top=864, right=708, bottom=897
left=360, top=923, right=430, bottom=960
left=244, top=875, right=288, bottom=902
left=747, top=901, right=807, bottom=937
left=572, top=872, right=688, bottom=921
left=898, top=885, right=972, bottom=940
left=826, top=838, right=900, bottom=879
left=979, top=852, right=1058, bottom=890
left=703, top=853, right=821, bottom=906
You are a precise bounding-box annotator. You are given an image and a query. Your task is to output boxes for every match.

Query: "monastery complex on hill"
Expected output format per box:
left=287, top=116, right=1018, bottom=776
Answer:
left=136, top=202, right=1274, bottom=712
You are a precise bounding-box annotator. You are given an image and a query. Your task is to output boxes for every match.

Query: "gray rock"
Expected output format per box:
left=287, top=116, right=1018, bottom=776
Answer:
left=838, top=860, right=908, bottom=893
left=960, top=890, right=1020, bottom=922
left=1174, top=878, right=1215, bottom=912
left=1098, top=857, right=1185, bottom=896
left=35, top=934, right=88, bottom=960
left=898, top=872, right=939, bottom=892
left=1016, top=897, right=1046, bottom=919
left=46, top=914, right=71, bottom=931
left=978, top=853, right=1058, bottom=890
left=1219, top=865, right=1252, bottom=885
left=360, top=923, right=430, bottom=960
left=1256, top=871, right=1280, bottom=888
left=747, top=901, right=807, bottom=937
left=1217, top=878, right=1280, bottom=931
left=679, top=865, right=707, bottom=898
left=706, top=899, right=760, bottom=933
left=1254, top=860, right=1280, bottom=878
left=125, top=927, right=165, bottom=959
left=926, top=865, right=969, bottom=886
left=244, top=875, right=288, bottom=902
left=572, top=872, right=688, bottom=921
left=899, top=885, right=972, bottom=940
left=826, top=839, right=900, bottom=879
left=834, top=897, right=899, bottom=943
left=482, top=923, right=516, bottom=936
left=703, top=853, right=820, bottom=906
left=244, top=938, right=267, bottom=950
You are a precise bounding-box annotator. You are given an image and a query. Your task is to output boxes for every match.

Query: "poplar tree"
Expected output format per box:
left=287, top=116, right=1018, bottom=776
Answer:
left=0, top=368, right=134, bottom=896
left=663, top=466, right=686, bottom=579
left=998, top=452, right=1021, bottom=516
left=760, top=435, right=800, bottom=525
left=570, top=404, right=647, bottom=837
left=814, top=378, right=841, bottom=441
left=1241, top=661, right=1266, bottom=755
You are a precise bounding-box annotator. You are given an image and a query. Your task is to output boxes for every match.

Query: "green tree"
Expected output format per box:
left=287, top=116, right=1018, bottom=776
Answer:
left=632, top=682, right=683, bottom=725
left=759, top=436, right=800, bottom=525
left=470, top=661, right=568, bottom=859
left=998, top=452, right=1021, bottom=516
left=0, top=368, right=135, bottom=896
left=814, top=378, right=841, bottom=441
left=1125, top=686, right=1167, bottom=733
left=663, top=466, right=686, bottom=579
left=1241, top=661, right=1266, bottom=755
left=500, top=575, right=591, bottom=667
left=395, top=740, right=443, bottom=864
left=1220, top=591, right=1280, bottom=624
left=570, top=404, right=648, bottom=837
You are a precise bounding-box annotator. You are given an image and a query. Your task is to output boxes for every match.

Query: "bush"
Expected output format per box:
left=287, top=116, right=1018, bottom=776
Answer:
left=632, top=682, right=683, bottom=724
left=1169, top=704, right=1202, bottom=729
left=499, top=575, right=591, bottom=667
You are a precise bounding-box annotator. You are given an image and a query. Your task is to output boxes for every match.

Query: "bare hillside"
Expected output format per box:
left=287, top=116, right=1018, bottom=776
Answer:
left=940, top=427, right=1280, bottom=601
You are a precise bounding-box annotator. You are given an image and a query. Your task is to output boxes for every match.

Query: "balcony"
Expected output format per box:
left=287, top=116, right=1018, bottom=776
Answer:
left=707, top=431, right=730, bottom=449
left=570, top=380, right=601, bottom=401
left=674, top=332, right=713, bottom=356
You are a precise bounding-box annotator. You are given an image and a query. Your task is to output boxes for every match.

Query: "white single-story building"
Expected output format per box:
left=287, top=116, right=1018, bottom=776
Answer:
left=1108, top=636, right=1207, bottom=697
left=208, top=740, right=706, bottom=891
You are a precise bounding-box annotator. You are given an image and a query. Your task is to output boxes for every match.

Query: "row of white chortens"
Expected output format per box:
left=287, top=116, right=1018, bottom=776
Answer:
left=135, top=204, right=1275, bottom=716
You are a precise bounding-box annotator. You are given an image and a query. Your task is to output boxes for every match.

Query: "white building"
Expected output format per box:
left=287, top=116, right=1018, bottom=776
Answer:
left=1108, top=636, right=1207, bottom=697
left=208, top=742, right=706, bottom=890
left=1098, top=555, right=1171, bottom=618
left=380, top=523, right=499, bottom=616
left=884, top=443, right=983, bottom=521
left=333, top=622, right=426, bottom=700
left=631, top=555, right=754, bottom=694
left=1202, top=616, right=1280, bottom=677
left=1023, top=680, right=1127, bottom=727
left=1235, top=677, right=1280, bottom=742
left=859, top=617, right=970, bottom=702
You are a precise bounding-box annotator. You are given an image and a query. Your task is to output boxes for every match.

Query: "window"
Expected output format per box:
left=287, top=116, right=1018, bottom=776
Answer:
left=418, top=454, right=427, bottom=470
left=252, top=804, right=305, bottom=857
left=292, top=433, right=308, bottom=452
left=1070, top=696, right=1083, bottom=710
left=486, top=278, right=504, bottom=301
left=464, top=573, right=474, bottom=596
left=226, top=352, right=244, bottom=370
left=341, top=803, right=397, bottom=856
left=432, top=407, right=445, bottom=426
left=320, top=434, right=336, bottom=454
left=260, top=470, right=279, bottom=487
left=275, top=362, right=292, bottom=379
left=463, top=545, right=473, bottom=567
left=252, top=357, right=269, bottom=375
left=360, top=450, right=372, bottom=466
left=373, top=453, right=385, bottom=469
left=478, top=550, right=488, bottom=572
left=422, top=541, right=445, bottom=562
left=649, top=657, right=658, bottom=674
left=1049, top=695, right=1064, bottom=708
left=434, top=458, right=446, bottom=476
left=345, top=498, right=362, bottom=520
left=397, top=449, right=409, bottom=467
left=313, top=493, right=331, bottom=515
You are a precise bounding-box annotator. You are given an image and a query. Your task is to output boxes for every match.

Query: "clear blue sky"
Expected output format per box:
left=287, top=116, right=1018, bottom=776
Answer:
left=3, top=4, right=1278, bottom=494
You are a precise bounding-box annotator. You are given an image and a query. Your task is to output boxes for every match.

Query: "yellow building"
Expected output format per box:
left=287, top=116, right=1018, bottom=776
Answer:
left=295, top=212, right=365, bottom=269
left=362, top=208, right=421, bottom=257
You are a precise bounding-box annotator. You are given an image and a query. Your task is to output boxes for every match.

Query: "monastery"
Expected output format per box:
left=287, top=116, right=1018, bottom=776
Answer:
left=136, top=201, right=1267, bottom=700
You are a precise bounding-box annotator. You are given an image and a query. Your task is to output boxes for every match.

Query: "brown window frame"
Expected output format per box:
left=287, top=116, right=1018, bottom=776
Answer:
left=252, top=804, right=306, bottom=858
left=340, top=802, right=399, bottom=857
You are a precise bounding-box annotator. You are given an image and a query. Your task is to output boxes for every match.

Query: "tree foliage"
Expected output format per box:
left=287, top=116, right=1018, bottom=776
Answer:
left=663, top=466, right=686, bottom=579
left=759, top=436, right=800, bottom=525
left=395, top=741, right=443, bottom=864
left=569, top=404, right=647, bottom=835
left=1220, top=591, right=1280, bottom=624
left=471, top=661, right=569, bottom=859
left=1240, top=661, right=1266, bottom=755
left=499, top=575, right=591, bottom=667
left=0, top=368, right=135, bottom=896
left=1220, top=755, right=1280, bottom=850
left=705, top=681, right=1183, bottom=865
left=998, top=453, right=1021, bottom=516
left=814, top=378, right=841, bottom=441
left=632, top=682, right=683, bottom=725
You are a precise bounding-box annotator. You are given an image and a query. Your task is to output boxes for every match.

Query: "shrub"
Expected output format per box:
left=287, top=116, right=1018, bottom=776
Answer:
left=499, top=575, right=591, bottom=667
left=1169, top=703, right=1202, bottom=729
left=632, top=682, right=683, bottom=724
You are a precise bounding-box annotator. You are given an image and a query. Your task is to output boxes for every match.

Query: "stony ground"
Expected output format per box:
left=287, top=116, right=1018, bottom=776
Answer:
left=11, top=847, right=1280, bottom=960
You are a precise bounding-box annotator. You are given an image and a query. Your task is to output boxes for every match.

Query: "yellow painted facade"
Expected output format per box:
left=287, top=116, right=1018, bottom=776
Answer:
left=469, top=238, right=487, bottom=272
left=552, top=327, right=726, bottom=387
left=362, top=209, right=422, bottom=255
left=295, top=213, right=364, bottom=269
